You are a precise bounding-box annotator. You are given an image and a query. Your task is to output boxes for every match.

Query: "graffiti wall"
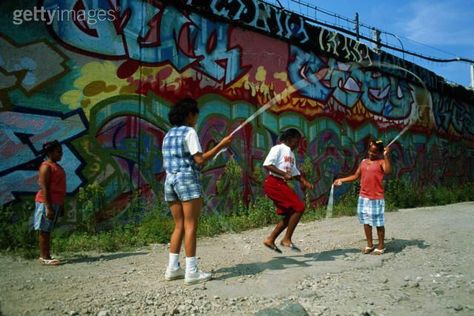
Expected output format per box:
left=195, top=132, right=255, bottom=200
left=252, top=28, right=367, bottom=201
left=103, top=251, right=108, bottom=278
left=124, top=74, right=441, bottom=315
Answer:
left=1, top=0, right=473, bottom=225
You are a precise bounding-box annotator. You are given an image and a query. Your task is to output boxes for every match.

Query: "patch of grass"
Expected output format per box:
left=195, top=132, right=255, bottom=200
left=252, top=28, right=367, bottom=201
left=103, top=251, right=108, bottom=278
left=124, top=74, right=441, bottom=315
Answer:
left=216, top=157, right=244, bottom=214
left=53, top=226, right=147, bottom=253
left=331, top=182, right=360, bottom=217
left=0, top=201, right=37, bottom=258
left=384, top=179, right=474, bottom=208
left=76, top=181, right=105, bottom=233
left=301, top=206, right=326, bottom=222
left=198, top=196, right=279, bottom=236
left=2, top=178, right=473, bottom=258
left=136, top=208, right=174, bottom=244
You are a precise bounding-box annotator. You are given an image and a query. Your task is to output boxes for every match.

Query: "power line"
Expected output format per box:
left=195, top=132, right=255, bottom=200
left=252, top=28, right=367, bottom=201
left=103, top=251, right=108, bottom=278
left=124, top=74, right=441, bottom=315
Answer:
left=264, top=0, right=474, bottom=64
left=397, top=35, right=461, bottom=58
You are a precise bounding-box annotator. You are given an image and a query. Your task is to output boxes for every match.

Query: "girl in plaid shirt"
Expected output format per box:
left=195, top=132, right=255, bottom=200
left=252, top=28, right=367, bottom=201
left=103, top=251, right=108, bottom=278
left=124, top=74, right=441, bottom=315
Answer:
left=162, top=98, right=232, bottom=285
left=334, top=140, right=391, bottom=255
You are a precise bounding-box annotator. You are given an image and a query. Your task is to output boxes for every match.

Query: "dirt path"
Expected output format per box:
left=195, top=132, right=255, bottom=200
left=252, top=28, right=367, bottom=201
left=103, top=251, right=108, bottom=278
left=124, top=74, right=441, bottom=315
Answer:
left=1, top=202, right=473, bottom=315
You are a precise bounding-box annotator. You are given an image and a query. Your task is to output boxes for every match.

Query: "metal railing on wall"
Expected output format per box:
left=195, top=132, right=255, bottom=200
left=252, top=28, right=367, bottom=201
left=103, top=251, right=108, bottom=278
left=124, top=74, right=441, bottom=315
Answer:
left=267, top=0, right=474, bottom=64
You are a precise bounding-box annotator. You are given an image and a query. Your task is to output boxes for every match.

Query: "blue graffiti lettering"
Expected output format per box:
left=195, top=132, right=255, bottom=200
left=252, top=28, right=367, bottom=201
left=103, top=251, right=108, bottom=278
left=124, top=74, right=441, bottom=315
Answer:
left=45, top=1, right=244, bottom=84
left=289, top=45, right=413, bottom=119
left=0, top=109, right=87, bottom=204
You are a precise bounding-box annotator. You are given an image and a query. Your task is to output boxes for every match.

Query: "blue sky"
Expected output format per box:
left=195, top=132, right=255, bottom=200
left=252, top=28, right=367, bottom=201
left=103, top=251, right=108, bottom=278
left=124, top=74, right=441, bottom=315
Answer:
left=268, top=0, right=474, bottom=87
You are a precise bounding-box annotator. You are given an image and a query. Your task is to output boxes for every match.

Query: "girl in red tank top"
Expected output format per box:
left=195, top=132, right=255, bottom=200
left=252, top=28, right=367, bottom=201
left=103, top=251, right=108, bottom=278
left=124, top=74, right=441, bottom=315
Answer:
left=33, top=140, right=65, bottom=265
left=333, top=140, right=392, bottom=255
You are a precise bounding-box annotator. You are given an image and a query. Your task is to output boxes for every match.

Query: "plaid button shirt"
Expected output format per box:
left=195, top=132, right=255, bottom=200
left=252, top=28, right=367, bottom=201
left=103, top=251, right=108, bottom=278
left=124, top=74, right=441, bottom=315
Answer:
left=162, top=126, right=199, bottom=174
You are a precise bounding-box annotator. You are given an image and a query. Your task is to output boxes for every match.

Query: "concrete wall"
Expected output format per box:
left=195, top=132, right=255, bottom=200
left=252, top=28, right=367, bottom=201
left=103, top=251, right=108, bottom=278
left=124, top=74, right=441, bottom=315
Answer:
left=1, top=0, right=473, bottom=225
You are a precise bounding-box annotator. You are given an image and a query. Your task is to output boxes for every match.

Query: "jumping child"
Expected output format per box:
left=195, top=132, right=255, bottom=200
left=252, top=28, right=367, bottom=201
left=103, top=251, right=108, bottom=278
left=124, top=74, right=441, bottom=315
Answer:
left=262, top=128, right=313, bottom=253
left=334, top=140, right=391, bottom=255
left=33, top=140, right=66, bottom=265
left=162, top=98, right=233, bottom=285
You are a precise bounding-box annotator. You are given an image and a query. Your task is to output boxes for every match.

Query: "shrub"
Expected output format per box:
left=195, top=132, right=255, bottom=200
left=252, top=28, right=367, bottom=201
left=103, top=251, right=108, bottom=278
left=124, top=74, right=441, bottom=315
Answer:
left=330, top=182, right=358, bottom=217
left=3, top=179, right=473, bottom=257
left=301, top=156, right=315, bottom=207
left=246, top=196, right=278, bottom=228
left=0, top=201, right=36, bottom=257
left=136, top=201, right=174, bottom=244
left=76, top=182, right=105, bottom=232
left=216, top=157, right=244, bottom=215
left=385, top=178, right=423, bottom=208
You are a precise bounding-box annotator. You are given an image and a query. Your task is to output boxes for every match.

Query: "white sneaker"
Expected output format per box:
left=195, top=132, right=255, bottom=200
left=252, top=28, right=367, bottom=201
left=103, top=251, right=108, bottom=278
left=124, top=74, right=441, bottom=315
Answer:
left=184, top=270, right=212, bottom=285
left=165, top=267, right=185, bottom=281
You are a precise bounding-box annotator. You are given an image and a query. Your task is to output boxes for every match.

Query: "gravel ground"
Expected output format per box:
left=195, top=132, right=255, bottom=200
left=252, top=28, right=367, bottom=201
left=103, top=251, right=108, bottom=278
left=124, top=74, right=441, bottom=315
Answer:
left=1, top=202, right=473, bottom=316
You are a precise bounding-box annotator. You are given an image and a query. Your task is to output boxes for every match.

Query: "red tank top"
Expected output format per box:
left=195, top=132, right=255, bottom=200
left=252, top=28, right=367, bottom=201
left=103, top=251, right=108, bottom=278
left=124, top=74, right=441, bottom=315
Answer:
left=35, top=161, right=66, bottom=204
left=359, top=159, right=385, bottom=199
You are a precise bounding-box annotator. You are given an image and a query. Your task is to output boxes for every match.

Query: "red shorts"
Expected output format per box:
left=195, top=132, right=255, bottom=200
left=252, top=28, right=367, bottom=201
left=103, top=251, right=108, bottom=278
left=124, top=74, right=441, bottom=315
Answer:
left=263, top=175, right=305, bottom=215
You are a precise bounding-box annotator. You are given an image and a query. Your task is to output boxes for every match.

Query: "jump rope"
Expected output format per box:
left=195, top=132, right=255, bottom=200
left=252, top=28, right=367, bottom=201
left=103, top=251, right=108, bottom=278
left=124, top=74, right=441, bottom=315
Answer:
left=326, top=62, right=433, bottom=216
left=208, top=79, right=312, bottom=234
left=212, top=79, right=312, bottom=160
left=206, top=60, right=432, bottom=217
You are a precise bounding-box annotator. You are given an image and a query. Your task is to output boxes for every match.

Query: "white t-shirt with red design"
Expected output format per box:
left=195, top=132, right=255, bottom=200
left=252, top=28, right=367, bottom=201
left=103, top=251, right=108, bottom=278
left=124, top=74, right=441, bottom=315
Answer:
left=263, top=143, right=301, bottom=178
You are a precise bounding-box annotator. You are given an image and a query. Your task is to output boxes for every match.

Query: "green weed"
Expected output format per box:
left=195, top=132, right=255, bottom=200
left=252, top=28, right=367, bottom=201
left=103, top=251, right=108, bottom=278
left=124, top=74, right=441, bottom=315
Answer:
left=0, top=201, right=36, bottom=257
left=2, top=170, right=473, bottom=257
left=76, top=181, right=105, bottom=233
left=216, top=157, right=244, bottom=214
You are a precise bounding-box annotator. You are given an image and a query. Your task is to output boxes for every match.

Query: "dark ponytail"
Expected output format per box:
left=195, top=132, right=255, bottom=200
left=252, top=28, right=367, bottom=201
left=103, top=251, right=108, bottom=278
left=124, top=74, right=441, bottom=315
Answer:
left=370, top=139, right=384, bottom=154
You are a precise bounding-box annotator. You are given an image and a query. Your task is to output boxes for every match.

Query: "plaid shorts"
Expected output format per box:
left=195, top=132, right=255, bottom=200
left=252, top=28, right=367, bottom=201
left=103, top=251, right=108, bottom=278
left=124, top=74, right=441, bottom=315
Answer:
left=164, top=172, right=202, bottom=202
left=31, top=202, right=60, bottom=232
left=357, top=196, right=385, bottom=227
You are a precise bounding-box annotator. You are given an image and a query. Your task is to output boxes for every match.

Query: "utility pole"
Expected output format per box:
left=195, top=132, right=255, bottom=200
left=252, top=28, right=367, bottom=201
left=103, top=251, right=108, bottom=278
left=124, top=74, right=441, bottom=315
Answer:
left=354, top=12, right=360, bottom=41
left=372, top=27, right=381, bottom=53
left=471, top=64, right=474, bottom=88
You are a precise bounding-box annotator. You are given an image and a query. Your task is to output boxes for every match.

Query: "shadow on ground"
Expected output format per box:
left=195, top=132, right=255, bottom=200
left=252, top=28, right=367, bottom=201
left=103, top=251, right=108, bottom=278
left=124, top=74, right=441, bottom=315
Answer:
left=62, top=251, right=149, bottom=264
left=303, top=248, right=360, bottom=261
left=384, top=238, right=429, bottom=254
left=214, top=247, right=359, bottom=280
left=215, top=239, right=429, bottom=280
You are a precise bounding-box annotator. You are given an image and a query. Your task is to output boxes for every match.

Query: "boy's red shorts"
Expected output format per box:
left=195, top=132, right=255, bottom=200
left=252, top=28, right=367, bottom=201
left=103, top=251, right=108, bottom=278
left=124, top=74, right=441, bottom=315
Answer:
left=263, top=175, right=305, bottom=215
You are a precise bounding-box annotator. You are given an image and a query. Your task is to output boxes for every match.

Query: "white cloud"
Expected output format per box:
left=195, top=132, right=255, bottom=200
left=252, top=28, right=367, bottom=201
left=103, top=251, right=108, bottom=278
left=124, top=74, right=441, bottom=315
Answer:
left=398, top=0, right=474, bottom=46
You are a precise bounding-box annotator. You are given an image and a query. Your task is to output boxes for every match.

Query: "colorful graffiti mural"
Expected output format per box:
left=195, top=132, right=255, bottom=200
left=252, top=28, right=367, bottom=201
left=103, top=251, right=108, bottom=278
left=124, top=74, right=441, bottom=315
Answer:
left=1, top=0, right=473, bottom=226
left=0, top=108, right=87, bottom=204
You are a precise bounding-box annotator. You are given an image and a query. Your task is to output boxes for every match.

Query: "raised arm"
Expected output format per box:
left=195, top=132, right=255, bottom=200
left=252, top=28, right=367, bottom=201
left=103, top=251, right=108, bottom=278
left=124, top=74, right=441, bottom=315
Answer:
left=382, top=147, right=391, bottom=175
left=193, top=134, right=233, bottom=166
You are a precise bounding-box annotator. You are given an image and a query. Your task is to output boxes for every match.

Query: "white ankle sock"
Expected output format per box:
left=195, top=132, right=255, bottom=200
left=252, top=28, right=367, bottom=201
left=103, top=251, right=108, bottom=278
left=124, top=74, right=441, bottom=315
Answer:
left=168, top=253, right=180, bottom=270
left=185, top=256, right=198, bottom=273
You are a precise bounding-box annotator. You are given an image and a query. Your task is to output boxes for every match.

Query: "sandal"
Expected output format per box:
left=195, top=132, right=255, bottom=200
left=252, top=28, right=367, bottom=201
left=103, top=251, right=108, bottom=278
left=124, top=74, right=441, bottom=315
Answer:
left=263, top=242, right=282, bottom=254
left=372, top=248, right=385, bottom=255
left=280, top=242, right=301, bottom=252
left=362, top=246, right=375, bottom=254
left=39, top=257, right=61, bottom=265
